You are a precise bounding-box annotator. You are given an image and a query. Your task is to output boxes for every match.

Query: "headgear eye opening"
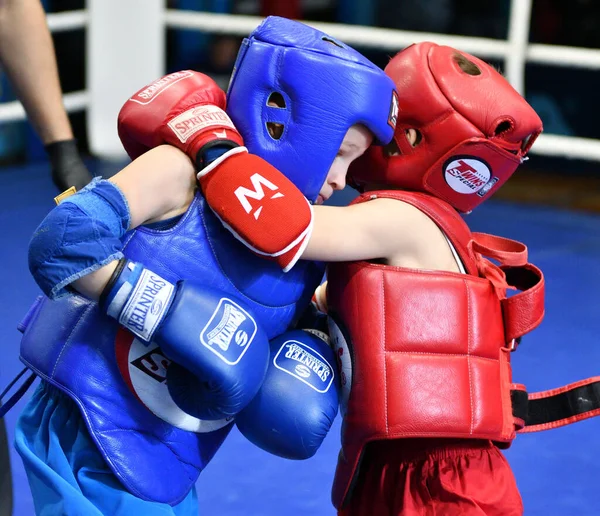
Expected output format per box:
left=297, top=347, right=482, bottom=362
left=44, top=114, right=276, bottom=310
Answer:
left=265, top=92, right=286, bottom=140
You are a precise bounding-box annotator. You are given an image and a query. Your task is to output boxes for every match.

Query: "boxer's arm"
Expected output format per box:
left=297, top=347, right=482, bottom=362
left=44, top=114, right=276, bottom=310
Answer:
left=303, top=199, right=417, bottom=262
left=304, top=198, right=460, bottom=270
left=29, top=145, right=196, bottom=299
left=74, top=146, right=195, bottom=299
left=71, top=261, right=119, bottom=301
left=110, top=145, right=196, bottom=229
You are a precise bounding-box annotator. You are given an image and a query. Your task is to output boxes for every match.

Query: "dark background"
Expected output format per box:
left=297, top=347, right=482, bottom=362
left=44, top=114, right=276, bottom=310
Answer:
left=2, top=0, right=600, bottom=209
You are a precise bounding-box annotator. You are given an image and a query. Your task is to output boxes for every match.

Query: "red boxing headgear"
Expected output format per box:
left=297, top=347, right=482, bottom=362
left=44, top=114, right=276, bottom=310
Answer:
left=350, top=42, right=543, bottom=212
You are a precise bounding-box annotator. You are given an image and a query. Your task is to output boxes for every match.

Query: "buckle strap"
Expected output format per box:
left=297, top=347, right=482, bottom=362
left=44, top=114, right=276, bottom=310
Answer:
left=512, top=377, right=600, bottom=433
left=471, top=233, right=528, bottom=266
left=501, top=263, right=545, bottom=342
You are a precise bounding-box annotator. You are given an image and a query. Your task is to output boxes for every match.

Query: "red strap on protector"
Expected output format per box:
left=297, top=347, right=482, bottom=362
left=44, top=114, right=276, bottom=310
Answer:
left=471, top=232, right=528, bottom=266
left=470, top=233, right=545, bottom=344
left=501, top=264, right=545, bottom=343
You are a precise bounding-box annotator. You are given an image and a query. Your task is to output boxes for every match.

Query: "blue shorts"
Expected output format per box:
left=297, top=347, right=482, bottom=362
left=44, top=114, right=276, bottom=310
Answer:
left=15, top=382, right=198, bottom=516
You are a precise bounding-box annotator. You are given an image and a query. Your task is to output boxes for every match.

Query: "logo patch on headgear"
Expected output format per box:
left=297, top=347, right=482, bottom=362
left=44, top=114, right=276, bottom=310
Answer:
left=199, top=298, right=257, bottom=365
left=115, top=329, right=232, bottom=433
left=444, top=156, right=491, bottom=194
left=273, top=339, right=334, bottom=393
left=388, top=91, right=399, bottom=129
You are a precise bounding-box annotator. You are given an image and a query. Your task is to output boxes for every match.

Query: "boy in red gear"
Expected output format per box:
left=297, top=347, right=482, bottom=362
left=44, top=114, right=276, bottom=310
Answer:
left=320, top=43, right=544, bottom=515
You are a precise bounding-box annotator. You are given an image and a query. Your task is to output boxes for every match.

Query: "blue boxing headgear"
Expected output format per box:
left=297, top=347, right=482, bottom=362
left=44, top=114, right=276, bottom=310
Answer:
left=226, top=16, right=399, bottom=203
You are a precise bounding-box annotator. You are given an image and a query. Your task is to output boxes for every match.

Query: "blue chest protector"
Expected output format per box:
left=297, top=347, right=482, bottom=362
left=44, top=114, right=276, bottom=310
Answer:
left=18, top=192, right=324, bottom=505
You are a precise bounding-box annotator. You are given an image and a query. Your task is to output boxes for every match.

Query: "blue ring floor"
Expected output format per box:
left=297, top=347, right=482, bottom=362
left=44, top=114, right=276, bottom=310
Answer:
left=1, top=159, right=599, bottom=515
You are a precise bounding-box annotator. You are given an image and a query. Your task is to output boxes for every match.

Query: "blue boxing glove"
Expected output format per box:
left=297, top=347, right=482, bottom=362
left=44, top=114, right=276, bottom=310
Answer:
left=235, top=329, right=339, bottom=459
left=100, top=258, right=269, bottom=420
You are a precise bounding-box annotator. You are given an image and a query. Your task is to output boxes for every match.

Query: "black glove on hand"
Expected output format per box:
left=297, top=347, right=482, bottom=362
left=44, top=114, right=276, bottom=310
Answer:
left=46, top=139, right=93, bottom=192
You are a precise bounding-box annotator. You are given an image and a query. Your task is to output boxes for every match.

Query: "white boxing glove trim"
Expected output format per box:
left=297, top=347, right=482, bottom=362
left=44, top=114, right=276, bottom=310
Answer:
left=116, top=268, right=175, bottom=342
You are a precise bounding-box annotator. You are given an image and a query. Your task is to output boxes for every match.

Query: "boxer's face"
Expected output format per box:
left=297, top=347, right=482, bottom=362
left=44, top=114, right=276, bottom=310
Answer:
left=316, top=124, right=373, bottom=205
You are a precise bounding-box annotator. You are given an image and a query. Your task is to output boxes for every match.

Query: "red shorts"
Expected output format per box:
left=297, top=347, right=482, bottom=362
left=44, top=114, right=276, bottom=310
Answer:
left=338, top=439, right=523, bottom=516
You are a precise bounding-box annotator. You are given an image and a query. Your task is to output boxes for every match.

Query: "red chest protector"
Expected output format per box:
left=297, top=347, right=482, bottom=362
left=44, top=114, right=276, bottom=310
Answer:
left=327, top=190, right=547, bottom=509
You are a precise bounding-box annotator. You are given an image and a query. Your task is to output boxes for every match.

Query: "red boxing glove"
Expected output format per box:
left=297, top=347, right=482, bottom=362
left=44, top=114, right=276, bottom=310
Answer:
left=117, top=70, right=243, bottom=165
left=198, top=147, right=313, bottom=271
left=119, top=71, right=312, bottom=272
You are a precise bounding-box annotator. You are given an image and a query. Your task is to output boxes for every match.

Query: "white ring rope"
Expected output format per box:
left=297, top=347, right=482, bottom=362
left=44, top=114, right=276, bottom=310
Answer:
left=0, top=92, right=88, bottom=123
left=164, top=10, right=600, bottom=163
left=1, top=6, right=599, bottom=162
left=46, top=9, right=87, bottom=32
left=164, top=11, right=512, bottom=58
left=163, top=10, right=600, bottom=69
left=530, top=135, right=600, bottom=161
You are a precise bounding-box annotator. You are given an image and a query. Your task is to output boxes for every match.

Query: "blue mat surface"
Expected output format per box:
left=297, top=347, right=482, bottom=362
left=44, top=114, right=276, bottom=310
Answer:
left=1, top=161, right=599, bottom=515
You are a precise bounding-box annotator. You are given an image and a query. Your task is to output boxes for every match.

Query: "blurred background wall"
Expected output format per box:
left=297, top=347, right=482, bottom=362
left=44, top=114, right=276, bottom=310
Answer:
left=1, top=0, right=600, bottom=210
